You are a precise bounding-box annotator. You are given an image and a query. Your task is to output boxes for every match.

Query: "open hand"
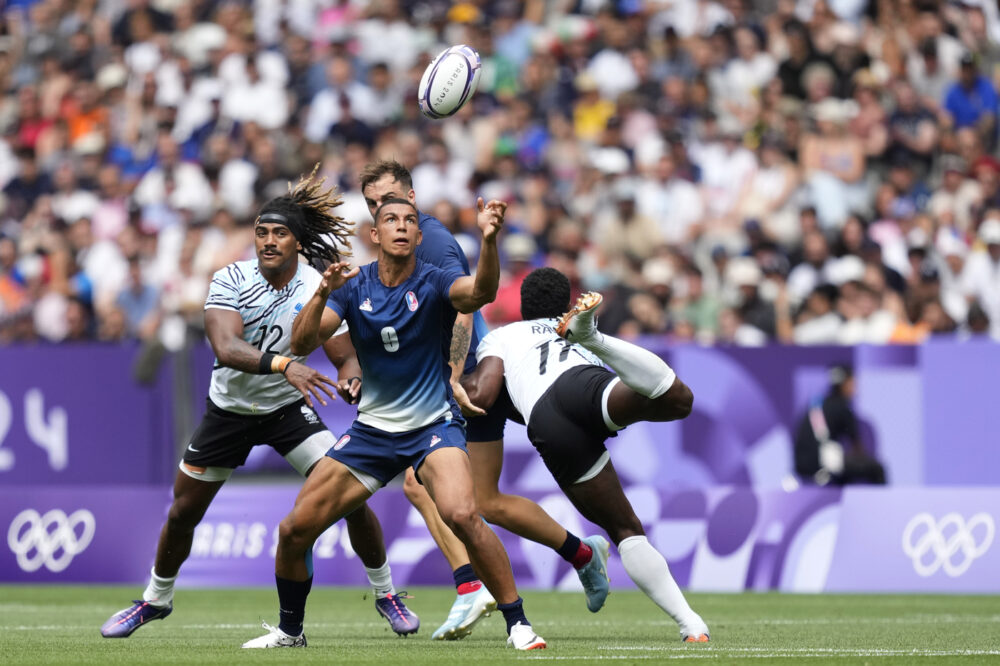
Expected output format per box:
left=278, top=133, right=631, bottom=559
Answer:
left=452, top=380, right=486, bottom=417
left=283, top=362, right=338, bottom=408
left=476, top=197, right=506, bottom=242
left=318, top=261, right=359, bottom=299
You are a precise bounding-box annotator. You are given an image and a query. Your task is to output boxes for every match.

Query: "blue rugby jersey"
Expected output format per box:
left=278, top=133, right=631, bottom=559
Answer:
left=328, top=259, right=465, bottom=432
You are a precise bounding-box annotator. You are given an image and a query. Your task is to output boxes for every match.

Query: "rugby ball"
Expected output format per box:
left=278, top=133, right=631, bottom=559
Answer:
left=418, top=45, right=482, bottom=119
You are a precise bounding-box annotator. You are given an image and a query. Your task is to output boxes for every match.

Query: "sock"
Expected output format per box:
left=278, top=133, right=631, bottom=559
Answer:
left=618, top=536, right=705, bottom=634
left=364, top=562, right=395, bottom=599
left=556, top=533, right=593, bottom=569
left=576, top=330, right=676, bottom=399
left=276, top=575, right=313, bottom=637
left=497, top=597, right=528, bottom=634
left=452, top=564, right=478, bottom=589
left=142, top=567, right=176, bottom=607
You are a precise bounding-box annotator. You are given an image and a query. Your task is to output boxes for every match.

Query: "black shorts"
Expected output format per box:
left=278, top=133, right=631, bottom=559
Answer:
left=465, top=383, right=514, bottom=442
left=183, top=398, right=329, bottom=469
left=527, top=365, right=618, bottom=486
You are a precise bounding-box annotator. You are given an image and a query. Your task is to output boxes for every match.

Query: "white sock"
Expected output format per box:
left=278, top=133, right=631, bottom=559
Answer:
left=577, top=331, right=676, bottom=398
left=365, top=562, right=395, bottom=599
left=142, top=567, right=176, bottom=607
left=618, top=536, right=707, bottom=637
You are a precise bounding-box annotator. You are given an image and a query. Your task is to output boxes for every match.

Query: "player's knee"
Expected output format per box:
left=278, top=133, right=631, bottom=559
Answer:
left=166, top=498, right=206, bottom=531
left=473, top=485, right=501, bottom=516
left=278, top=515, right=314, bottom=552
left=342, top=502, right=369, bottom=526
left=439, top=504, right=480, bottom=538
left=657, top=379, right=693, bottom=420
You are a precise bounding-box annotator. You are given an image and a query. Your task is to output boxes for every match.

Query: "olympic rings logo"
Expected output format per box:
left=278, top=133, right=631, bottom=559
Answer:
left=7, top=509, right=96, bottom=573
left=901, top=512, right=994, bottom=578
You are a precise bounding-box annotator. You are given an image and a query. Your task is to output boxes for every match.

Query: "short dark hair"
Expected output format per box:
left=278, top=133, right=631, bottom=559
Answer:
left=520, top=268, right=571, bottom=320
left=359, top=159, right=413, bottom=194
left=374, top=197, right=417, bottom=223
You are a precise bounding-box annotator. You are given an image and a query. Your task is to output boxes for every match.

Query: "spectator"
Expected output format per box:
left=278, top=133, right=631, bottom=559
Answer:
left=886, top=79, right=939, bottom=175
left=943, top=52, right=998, bottom=149
left=800, top=98, right=867, bottom=229
left=116, top=255, right=160, bottom=341
left=927, top=155, right=981, bottom=235
left=961, top=218, right=1000, bottom=339
left=793, top=364, right=887, bottom=486
left=0, top=1, right=996, bottom=349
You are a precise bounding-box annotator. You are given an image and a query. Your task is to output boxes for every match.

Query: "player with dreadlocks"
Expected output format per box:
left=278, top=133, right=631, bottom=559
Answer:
left=101, top=167, right=419, bottom=638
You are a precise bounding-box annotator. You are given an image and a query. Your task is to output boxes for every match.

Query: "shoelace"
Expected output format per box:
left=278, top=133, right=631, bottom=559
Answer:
left=384, top=594, right=415, bottom=625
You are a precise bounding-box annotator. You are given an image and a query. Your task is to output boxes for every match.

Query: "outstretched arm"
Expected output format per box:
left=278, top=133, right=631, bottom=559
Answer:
left=450, top=199, right=505, bottom=313
left=205, top=308, right=337, bottom=407
left=322, top=331, right=362, bottom=404
left=290, top=260, right=357, bottom=355
left=459, top=355, right=505, bottom=413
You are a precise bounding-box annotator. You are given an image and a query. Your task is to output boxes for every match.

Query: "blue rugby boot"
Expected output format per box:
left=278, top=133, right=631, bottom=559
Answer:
left=100, top=600, right=172, bottom=638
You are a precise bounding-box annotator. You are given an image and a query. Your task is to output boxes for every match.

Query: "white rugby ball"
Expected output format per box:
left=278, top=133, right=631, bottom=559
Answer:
left=418, top=45, right=482, bottom=119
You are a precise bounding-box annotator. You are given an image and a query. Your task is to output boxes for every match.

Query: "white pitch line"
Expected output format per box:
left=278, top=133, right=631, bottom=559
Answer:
left=531, top=650, right=1000, bottom=661
left=597, top=647, right=1000, bottom=656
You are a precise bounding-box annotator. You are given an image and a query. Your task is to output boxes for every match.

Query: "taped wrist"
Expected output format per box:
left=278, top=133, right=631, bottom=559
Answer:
left=259, top=353, right=293, bottom=374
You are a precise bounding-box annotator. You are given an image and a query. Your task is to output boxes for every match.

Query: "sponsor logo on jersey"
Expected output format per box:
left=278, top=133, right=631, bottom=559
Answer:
left=360, top=298, right=373, bottom=312
left=429, top=435, right=441, bottom=447
left=334, top=434, right=351, bottom=450
left=300, top=405, right=319, bottom=425
left=406, top=291, right=419, bottom=311
left=294, top=303, right=303, bottom=314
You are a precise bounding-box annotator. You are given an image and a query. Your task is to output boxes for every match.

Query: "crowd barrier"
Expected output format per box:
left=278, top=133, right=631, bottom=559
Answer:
left=3, top=484, right=996, bottom=592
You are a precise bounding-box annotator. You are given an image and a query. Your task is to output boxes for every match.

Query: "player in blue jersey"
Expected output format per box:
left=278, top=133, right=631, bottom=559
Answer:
left=242, top=197, right=546, bottom=650
left=101, top=170, right=417, bottom=639
left=358, top=160, right=608, bottom=639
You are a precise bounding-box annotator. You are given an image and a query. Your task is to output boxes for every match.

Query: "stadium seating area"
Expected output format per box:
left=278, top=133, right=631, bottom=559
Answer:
left=1, top=0, right=999, bottom=347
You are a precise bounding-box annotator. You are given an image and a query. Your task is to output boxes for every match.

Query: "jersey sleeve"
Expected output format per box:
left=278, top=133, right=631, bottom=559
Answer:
left=476, top=327, right=505, bottom=363
left=327, top=283, right=351, bottom=323
left=204, top=265, right=241, bottom=311
left=423, top=262, right=465, bottom=303
left=418, top=214, right=471, bottom=276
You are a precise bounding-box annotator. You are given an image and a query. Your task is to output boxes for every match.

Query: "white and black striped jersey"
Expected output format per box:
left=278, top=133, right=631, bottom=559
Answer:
left=476, top=318, right=602, bottom=422
left=204, top=259, right=345, bottom=414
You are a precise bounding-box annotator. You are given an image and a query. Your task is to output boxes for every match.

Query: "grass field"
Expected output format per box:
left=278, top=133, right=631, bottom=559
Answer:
left=1, top=586, right=998, bottom=665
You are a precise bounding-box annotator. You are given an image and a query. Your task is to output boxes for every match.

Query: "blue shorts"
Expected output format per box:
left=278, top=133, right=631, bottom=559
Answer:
left=326, top=418, right=467, bottom=485
left=463, top=352, right=513, bottom=442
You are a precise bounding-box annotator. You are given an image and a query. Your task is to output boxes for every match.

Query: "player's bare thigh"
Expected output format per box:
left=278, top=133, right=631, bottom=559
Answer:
left=605, top=377, right=693, bottom=427
left=286, top=456, right=373, bottom=539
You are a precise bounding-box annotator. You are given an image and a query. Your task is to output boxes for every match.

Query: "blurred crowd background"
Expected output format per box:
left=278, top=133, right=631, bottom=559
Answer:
left=1, top=0, right=1000, bottom=349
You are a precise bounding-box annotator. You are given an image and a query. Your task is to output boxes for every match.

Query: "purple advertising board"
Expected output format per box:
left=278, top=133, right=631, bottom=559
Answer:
left=2, top=341, right=998, bottom=489
left=0, top=345, right=175, bottom=486
left=4, top=485, right=997, bottom=594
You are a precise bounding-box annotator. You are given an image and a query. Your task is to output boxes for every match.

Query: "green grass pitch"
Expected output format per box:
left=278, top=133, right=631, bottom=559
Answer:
left=1, top=585, right=998, bottom=664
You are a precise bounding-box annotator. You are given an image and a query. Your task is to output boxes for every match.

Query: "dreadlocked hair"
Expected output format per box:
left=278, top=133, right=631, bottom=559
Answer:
left=257, top=164, right=354, bottom=269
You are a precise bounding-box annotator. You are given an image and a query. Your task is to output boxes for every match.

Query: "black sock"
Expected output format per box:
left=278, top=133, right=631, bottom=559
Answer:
left=497, top=597, right=528, bottom=634
left=276, top=575, right=313, bottom=636
left=556, top=533, right=582, bottom=563
left=452, top=564, right=477, bottom=588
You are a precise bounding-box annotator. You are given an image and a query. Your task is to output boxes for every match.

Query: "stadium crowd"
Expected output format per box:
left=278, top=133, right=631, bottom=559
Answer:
left=1, top=0, right=999, bottom=347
